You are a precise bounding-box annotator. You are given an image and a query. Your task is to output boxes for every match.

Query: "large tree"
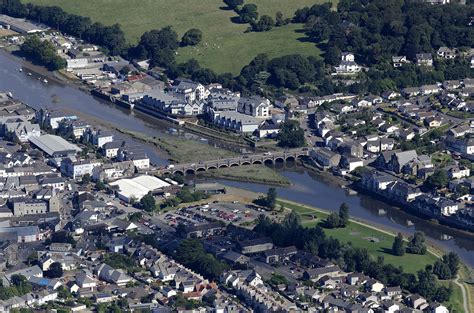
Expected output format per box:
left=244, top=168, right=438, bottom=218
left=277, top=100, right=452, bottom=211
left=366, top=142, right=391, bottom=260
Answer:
left=140, top=192, right=156, bottom=212
left=392, top=233, right=405, bottom=256
left=406, top=231, right=427, bottom=255
left=181, top=28, right=203, bottom=46
left=277, top=120, right=305, bottom=148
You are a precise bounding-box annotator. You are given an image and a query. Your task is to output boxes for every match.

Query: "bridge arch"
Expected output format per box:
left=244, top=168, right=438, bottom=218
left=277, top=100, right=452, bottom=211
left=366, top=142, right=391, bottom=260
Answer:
left=252, top=160, right=263, bottom=165
left=207, top=166, right=217, bottom=170
left=241, top=161, right=251, bottom=165
left=274, top=157, right=285, bottom=163
left=185, top=169, right=195, bottom=175
left=264, top=159, right=274, bottom=165
left=230, top=163, right=239, bottom=167
left=196, top=167, right=206, bottom=172
left=173, top=170, right=184, bottom=176
left=218, top=164, right=229, bottom=169
left=286, top=156, right=296, bottom=162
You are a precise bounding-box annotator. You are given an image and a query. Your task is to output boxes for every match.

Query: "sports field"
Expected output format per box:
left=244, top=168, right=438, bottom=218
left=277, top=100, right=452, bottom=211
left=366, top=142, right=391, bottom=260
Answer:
left=23, top=0, right=335, bottom=73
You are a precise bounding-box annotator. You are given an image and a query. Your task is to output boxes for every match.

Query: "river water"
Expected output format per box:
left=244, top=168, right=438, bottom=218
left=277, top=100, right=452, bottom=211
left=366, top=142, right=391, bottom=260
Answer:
left=1, top=52, right=472, bottom=267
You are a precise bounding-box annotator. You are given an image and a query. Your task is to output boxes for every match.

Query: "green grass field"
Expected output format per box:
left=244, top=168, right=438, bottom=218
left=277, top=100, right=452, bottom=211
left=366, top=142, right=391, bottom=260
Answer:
left=277, top=200, right=440, bottom=274
left=23, top=0, right=334, bottom=73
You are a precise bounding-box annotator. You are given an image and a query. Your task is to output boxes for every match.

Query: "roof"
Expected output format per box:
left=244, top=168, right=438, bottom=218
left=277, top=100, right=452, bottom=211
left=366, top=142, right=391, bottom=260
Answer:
left=109, top=175, right=170, bottom=200
left=29, top=134, right=81, bottom=156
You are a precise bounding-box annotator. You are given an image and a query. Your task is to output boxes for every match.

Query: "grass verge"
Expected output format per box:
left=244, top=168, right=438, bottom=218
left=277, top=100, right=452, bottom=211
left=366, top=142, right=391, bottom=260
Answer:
left=203, top=164, right=291, bottom=186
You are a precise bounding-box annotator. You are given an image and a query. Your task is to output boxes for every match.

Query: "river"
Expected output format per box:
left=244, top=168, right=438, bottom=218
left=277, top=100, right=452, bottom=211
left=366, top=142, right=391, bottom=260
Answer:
left=0, top=52, right=472, bottom=267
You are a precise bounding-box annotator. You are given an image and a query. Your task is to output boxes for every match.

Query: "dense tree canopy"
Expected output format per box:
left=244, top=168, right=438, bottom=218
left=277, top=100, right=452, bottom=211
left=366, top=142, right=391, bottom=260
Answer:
left=406, top=231, right=427, bottom=255
left=20, top=36, right=66, bottom=70
left=277, top=120, right=305, bottom=148
left=1, top=0, right=126, bottom=55
left=181, top=28, right=203, bottom=46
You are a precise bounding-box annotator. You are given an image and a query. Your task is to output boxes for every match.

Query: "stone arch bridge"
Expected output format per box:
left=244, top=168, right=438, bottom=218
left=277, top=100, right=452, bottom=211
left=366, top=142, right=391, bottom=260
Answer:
left=156, top=148, right=310, bottom=176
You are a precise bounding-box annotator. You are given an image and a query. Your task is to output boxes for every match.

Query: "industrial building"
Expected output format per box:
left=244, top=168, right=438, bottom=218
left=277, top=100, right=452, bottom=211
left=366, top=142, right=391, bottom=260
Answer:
left=29, top=134, right=82, bottom=157
left=0, top=14, right=47, bottom=34
left=109, top=175, right=170, bottom=202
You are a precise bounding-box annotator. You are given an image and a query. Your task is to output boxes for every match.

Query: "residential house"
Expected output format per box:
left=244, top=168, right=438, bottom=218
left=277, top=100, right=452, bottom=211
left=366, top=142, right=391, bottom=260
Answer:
left=437, top=47, right=456, bottom=59
left=311, top=148, right=341, bottom=169
left=416, top=53, right=433, bottom=67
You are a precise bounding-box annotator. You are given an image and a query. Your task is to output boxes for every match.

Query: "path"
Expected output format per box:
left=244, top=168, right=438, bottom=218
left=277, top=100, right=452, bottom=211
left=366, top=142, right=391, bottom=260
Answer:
left=453, top=275, right=470, bottom=313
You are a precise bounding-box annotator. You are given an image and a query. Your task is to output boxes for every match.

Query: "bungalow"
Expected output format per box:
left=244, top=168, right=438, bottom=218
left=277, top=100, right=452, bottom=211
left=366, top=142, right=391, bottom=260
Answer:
left=311, top=148, right=341, bottom=169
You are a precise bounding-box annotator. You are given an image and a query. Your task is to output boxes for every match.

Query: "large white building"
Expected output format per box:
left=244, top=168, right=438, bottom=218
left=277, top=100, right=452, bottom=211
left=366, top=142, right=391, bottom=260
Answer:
left=109, top=175, right=170, bottom=202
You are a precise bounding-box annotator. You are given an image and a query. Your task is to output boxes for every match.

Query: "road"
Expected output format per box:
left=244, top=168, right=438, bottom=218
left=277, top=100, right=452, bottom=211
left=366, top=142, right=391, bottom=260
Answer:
left=453, top=275, right=470, bottom=313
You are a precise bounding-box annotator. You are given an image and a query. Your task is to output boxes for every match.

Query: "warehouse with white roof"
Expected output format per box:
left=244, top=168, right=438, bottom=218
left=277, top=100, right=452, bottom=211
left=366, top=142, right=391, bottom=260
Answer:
left=29, top=134, right=81, bottom=157
left=109, top=175, right=170, bottom=202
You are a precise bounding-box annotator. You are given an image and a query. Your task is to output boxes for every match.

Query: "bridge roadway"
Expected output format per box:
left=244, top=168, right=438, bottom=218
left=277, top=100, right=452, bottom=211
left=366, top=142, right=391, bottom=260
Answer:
left=156, top=148, right=310, bottom=175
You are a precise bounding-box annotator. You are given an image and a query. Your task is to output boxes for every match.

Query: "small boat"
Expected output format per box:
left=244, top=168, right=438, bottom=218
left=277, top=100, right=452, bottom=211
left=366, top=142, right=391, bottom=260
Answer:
left=200, top=138, right=208, bottom=142
left=19, top=68, right=23, bottom=72
left=168, top=128, right=177, bottom=133
left=27, top=72, right=32, bottom=76
left=43, top=79, right=48, bottom=84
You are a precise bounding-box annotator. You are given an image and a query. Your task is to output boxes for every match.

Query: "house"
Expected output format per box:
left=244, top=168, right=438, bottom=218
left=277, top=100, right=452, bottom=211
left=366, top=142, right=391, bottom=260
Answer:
left=76, top=271, right=97, bottom=290
left=401, top=87, right=420, bottom=98
left=385, top=181, right=422, bottom=202
left=303, top=265, right=342, bottom=282
left=361, top=170, right=396, bottom=191
left=366, top=279, right=384, bottom=292
left=437, top=47, right=456, bottom=59
left=379, top=124, right=399, bottom=134
left=392, top=56, right=408, bottom=67
left=446, top=137, right=474, bottom=155
left=425, top=116, right=443, bottom=128
left=447, top=124, right=471, bottom=138
left=212, top=111, right=263, bottom=133
left=407, top=294, right=427, bottom=309
left=420, top=84, right=441, bottom=95
left=334, top=52, right=361, bottom=74
left=221, top=251, right=250, bottom=266
left=389, top=150, right=419, bottom=173
left=170, top=79, right=208, bottom=103
left=339, top=156, right=363, bottom=172
left=239, top=237, right=274, bottom=254
left=382, top=90, right=400, bottom=100
left=102, top=141, right=123, bottom=158
left=60, top=158, right=102, bottom=179
left=264, top=246, right=298, bottom=264
left=95, top=263, right=132, bottom=286
left=311, top=148, right=341, bottom=169
left=416, top=53, right=433, bottom=67
left=237, top=96, right=271, bottom=118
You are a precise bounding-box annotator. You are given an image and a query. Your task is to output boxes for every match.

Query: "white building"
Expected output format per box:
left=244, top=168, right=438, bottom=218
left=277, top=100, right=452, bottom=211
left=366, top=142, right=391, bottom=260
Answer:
left=60, top=158, right=102, bottom=179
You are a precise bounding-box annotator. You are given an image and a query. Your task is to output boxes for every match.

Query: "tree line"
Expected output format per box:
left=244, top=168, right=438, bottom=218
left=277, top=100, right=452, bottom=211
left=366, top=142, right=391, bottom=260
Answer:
left=19, top=36, right=66, bottom=70
left=1, top=0, right=127, bottom=55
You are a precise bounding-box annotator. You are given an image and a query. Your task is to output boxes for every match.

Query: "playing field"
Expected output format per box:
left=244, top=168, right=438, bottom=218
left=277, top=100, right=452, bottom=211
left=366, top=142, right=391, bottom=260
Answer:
left=277, top=200, right=440, bottom=274
left=23, top=0, right=335, bottom=73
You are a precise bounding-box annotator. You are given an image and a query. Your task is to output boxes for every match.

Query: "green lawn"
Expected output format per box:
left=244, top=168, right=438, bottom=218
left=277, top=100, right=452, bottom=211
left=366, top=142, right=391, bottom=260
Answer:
left=438, top=280, right=464, bottom=313
left=277, top=200, right=440, bottom=274
left=204, top=164, right=291, bottom=186
left=23, top=0, right=334, bottom=73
